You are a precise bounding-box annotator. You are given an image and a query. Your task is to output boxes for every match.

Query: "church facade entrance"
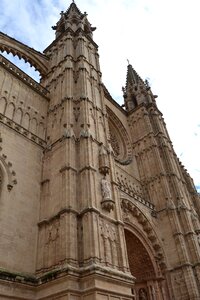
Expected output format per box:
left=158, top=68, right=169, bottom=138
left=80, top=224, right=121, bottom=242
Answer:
left=125, top=229, right=166, bottom=300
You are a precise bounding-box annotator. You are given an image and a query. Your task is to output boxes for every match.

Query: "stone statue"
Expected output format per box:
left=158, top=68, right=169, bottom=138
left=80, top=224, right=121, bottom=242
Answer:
left=99, top=144, right=109, bottom=175
left=101, top=178, right=112, bottom=200
left=139, top=288, right=147, bottom=300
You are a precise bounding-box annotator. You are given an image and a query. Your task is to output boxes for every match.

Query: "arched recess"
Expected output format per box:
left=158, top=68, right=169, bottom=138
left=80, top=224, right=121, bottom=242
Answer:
left=0, top=97, right=7, bottom=114
left=5, top=102, right=15, bottom=119
left=106, top=106, right=132, bottom=165
left=0, top=32, right=49, bottom=76
left=125, top=229, right=160, bottom=299
left=121, top=198, right=169, bottom=300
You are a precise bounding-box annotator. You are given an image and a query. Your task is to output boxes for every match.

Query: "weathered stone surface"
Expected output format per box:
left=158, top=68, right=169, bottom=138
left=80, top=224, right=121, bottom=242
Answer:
left=0, top=2, right=200, bottom=300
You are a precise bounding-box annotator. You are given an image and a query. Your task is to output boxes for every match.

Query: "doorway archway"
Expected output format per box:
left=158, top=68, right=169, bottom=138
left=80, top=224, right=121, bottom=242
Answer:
left=125, top=229, right=164, bottom=300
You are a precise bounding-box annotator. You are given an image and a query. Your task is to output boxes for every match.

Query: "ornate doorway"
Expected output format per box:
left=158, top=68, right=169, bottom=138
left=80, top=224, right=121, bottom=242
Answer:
left=125, top=229, right=165, bottom=300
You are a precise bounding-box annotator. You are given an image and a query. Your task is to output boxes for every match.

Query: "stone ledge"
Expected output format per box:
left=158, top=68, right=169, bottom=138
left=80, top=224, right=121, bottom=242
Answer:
left=0, top=114, right=46, bottom=148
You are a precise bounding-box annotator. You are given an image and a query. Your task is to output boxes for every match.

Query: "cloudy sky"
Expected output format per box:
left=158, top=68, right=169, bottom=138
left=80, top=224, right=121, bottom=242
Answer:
left=0, top=0, right=199, bottom=191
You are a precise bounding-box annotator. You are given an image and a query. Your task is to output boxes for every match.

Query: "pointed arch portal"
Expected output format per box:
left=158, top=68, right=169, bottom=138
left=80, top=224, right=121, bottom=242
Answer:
left=125, top=229, right=166, bottom=300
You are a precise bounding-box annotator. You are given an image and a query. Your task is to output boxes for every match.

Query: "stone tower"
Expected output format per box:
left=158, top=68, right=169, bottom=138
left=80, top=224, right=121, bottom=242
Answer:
left=0, top=2, right=200, bottom=299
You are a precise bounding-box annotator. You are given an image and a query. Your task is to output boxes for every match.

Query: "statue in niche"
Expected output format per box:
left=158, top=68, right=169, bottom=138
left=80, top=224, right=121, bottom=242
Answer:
left=99, top=143, right=110, bottom=175
left=139, top=288, right=147, bottom=300
left=101, top=177, right=112, bottom=200
left=101, top=177, right=114, bottom=212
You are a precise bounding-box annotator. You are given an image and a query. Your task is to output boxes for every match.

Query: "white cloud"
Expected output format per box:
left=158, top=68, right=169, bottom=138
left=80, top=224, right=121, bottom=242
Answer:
left=0, top=0, right=199, bottom=191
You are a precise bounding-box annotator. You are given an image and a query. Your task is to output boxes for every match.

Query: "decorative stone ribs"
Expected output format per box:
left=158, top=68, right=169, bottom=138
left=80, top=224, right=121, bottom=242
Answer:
left=121, top=199, right=166, bottom=272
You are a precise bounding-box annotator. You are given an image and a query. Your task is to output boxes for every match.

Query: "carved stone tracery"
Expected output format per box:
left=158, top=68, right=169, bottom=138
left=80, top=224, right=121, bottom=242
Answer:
left=110, top=130, right=120, bottom=156
left=107, top=106, right=132, bottom=165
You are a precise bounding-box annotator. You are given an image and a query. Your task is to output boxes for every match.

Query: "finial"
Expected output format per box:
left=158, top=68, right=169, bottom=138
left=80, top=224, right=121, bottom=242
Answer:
left=127, top=59, right=130, bottom=65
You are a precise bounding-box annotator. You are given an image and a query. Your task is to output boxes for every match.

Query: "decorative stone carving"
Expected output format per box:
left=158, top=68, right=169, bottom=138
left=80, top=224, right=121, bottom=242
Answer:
left=99, top=144, right=110, bottom=175
left=101, top=177, right=114, bottom=212
left=99, top=218, right=119, bottom=267
left=190, top=206, right=200, bottom=235
left=138, top=288, right=147, bottom=300
left=46, top=220, right=60, bottom=244
left=0, top=140, right=17, bottom=191
left=110, top=131, right=120, bottom=156
left=79, top=124, right=92, bottom=138
left=177, top=197, right=187, bottom=210
left=73, top=106, right=80, bottom=122
left=107, top=106, right=132, bottom=165
left=166, top=197, right=176, bottom=210
left=121, top=199, right=166, bottom=271
left=63, top=124, right=76, bottom=139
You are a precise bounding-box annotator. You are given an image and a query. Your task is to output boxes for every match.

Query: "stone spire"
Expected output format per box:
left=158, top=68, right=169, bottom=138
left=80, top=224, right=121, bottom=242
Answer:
left=123, top=63, right=155, bottom=111
left=126, top=63, right=143, bottom=86
left=52, top=1, right=96, bottom=39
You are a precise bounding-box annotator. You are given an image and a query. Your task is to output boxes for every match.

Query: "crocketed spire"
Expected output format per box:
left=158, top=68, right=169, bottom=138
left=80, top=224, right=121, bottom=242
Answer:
left=52, top=1, right=96, bottom=39
left=123, top=63, right=154, bottom=111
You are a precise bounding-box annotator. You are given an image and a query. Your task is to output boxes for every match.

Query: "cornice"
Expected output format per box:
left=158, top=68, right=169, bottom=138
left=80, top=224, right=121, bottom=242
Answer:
left=0, top=113, right=46, bottom=148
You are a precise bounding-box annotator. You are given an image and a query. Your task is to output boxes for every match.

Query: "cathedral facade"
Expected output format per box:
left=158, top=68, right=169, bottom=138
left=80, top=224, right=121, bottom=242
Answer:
left=0, top=2, right=200, bottom=300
